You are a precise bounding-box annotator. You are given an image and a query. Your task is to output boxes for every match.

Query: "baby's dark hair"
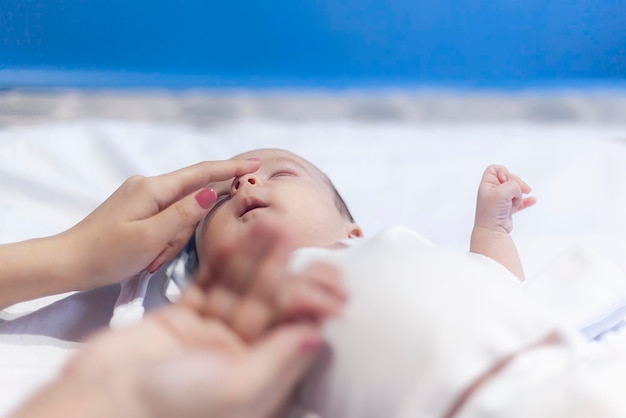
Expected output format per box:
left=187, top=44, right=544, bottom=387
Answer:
left=323, top=174, right=356, bottom=223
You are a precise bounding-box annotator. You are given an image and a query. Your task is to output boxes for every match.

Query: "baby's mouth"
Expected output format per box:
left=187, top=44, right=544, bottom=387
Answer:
left=238, top=196, right=269, bottom=218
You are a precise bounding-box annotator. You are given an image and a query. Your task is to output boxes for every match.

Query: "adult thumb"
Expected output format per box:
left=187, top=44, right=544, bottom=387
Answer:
left=144, top=188, right=217, bottom=272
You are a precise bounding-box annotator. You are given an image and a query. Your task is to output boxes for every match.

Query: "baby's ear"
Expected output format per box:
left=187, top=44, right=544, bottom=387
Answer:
left=347, top=224, right=363, bottom=239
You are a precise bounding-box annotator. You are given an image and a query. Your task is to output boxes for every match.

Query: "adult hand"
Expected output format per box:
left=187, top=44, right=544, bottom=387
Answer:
left=195, top=217, right=348, bottom=342
left=11, top=298, right=322, bottom=418
left=65, top=159, right=260, bottom=290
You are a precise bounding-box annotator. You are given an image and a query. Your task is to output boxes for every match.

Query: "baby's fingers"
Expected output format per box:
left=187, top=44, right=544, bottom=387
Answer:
left=505, top=171, right=533, bottom=194
left=492, top=165, right=510, bottom=184
left=517, top=196, right=538, bottom=212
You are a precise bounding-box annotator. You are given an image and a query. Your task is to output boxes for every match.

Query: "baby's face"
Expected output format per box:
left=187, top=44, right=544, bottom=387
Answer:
left=196, top=149, right=357, bottom=269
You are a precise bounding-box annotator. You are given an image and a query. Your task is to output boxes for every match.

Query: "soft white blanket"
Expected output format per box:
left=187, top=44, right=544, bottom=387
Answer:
left=1, top=120, right=625, bottom=415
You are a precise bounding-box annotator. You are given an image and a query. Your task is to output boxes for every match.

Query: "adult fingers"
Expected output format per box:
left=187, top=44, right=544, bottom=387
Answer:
left=209, top=178, right=234, bottom=200
left=150, top=305, right=245, bottom=355
left=299, top=262, right=348, bottom=301
left=243, top=323, right=323, bottom=418
left=277, top=263, right=347, bottom=321
left=279, top=283, right=346, bottom=321
left=153, top=159, right=260, bottom=208
left=279, top=284, right=343, bottom=322
left=144, top=188, right=217, bottom=264
left=242, top=222, right=294, bottom=300
left=69, top=304, right=242, bottom=380
left=230, top=298, right=275, bottom=342
left=194, top=284, right=239, bottom=321
left=206, top=222, right=272, bottom=292
left=212, top=219, right=292, bottom=296
left=212, top=233, right=292, bottom=341
left=226, top=223, right=295, bottom=340
left=183, top=280, right=271, bottom=343
left=145, top=225, right=196, bottom=273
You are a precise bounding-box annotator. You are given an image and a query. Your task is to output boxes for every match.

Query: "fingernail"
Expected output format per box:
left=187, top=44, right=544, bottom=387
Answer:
left=147, top=263, right=164, bottom=274
left=246, top=157, right=260, bottom=161
left=195, top=188, right=217, bottom=209
left=300, top=337, right=322, bottom=353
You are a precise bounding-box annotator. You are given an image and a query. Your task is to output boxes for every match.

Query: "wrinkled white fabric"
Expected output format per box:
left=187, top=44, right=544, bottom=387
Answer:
left=291, top=227, right=626, bottom=418
left=110, top=270, right=152, bottom=329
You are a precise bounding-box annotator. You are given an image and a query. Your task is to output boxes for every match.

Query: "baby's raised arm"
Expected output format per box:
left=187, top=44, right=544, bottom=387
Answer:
left=470, top=165, right=536, bottom=281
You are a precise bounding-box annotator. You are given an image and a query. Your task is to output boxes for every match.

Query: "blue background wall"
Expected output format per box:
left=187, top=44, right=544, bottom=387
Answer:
left=1, top=0, right=625, bottom=89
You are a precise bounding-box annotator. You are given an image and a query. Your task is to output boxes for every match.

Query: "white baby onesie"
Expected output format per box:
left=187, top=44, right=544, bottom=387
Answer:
left=288, top=227, right=621, bottom=418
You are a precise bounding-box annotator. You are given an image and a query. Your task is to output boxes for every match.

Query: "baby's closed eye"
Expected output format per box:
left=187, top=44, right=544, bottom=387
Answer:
left=270, top=170, right=297, bottom=179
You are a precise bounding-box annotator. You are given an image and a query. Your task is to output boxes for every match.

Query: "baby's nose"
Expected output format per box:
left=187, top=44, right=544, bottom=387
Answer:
left=232, top=175, right=257, bottom=193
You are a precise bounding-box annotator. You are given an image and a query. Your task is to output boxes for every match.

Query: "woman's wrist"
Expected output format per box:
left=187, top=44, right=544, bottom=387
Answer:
left=55, top=228, right=97, bottom=292
left=0, top=233, right=87, bottom=308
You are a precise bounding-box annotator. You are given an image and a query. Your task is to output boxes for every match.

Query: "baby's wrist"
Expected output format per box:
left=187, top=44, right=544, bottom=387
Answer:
left=470, top=226, right=511, bottom=250
left=472, top=221, right=510, bottom=236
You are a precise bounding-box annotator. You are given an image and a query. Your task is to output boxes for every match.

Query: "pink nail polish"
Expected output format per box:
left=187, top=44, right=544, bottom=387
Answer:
left=195, top=188, right=217, bottom=209
left=147, top=263, right=164, bottom=274
left=300, top=337, right=322, bottom=353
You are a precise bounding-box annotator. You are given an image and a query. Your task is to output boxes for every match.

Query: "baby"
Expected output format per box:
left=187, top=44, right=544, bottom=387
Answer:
left=188, top=148, right=577, bottom=417
left=196, top=147, right=534, bottom=279
left=189, top=147, right=533, bottom=341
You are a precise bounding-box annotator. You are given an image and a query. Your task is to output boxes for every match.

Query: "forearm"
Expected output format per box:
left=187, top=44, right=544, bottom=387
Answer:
left=9, top=370, right=146, bottom=418
left=0, top=232, right=87, bottom=309
left=470, top=226, right=525, bottom=281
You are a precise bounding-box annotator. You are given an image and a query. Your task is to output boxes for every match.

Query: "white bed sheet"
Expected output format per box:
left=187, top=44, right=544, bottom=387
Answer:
left=1, top=119, right=626, bottom=414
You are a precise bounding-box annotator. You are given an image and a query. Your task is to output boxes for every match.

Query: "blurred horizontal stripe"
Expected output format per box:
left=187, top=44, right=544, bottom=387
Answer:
left=2, top=89, right=626, bottom=127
